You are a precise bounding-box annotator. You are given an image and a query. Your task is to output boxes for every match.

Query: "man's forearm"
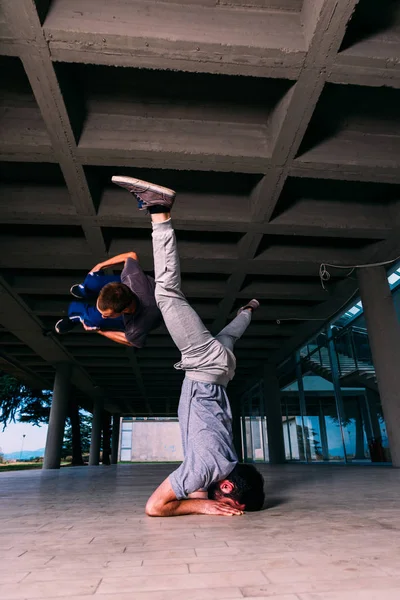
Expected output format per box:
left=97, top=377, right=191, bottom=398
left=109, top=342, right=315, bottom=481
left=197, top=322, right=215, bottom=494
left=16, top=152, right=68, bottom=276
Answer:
left=148, top=499, right=213, bottom=517
left=147, top=498, right=243, bottom=517
left=91, top=251, right=138, bottom=272
left=97, top=331, right=133, bottom=347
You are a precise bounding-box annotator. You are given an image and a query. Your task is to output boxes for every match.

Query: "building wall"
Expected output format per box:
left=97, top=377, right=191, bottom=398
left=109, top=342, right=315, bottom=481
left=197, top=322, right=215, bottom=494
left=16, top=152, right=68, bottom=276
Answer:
left=120, top=420, right=184, bottom=462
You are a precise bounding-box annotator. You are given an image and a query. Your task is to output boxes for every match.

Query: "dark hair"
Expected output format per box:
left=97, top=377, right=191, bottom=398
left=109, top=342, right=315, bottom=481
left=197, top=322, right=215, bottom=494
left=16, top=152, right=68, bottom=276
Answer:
left=208, top=463, right=265, bottom=511
left=97, top=282, right=135, bottom=313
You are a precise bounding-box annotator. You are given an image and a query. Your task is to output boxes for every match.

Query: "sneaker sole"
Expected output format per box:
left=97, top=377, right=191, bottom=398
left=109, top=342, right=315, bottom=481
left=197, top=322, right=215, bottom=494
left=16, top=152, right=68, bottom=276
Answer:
left=70, top=284, right=83, bottom=298
left=54, top=319, right=66, bottom=334
left=111, top=176, right=176, bottom=200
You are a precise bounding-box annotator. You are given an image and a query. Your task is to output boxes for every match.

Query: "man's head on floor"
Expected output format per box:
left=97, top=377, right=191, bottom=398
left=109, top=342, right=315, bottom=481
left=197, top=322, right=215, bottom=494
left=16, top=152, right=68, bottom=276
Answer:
left=97, top=282, right=137, bottom=318
left=208, top=463, right=265, bottom=512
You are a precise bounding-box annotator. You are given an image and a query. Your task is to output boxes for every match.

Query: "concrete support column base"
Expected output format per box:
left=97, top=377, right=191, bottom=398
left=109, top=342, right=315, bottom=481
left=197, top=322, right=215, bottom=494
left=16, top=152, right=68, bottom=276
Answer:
left=43, top=363, right=71, bottom=470
left=358, top=266, right=400, bottom=467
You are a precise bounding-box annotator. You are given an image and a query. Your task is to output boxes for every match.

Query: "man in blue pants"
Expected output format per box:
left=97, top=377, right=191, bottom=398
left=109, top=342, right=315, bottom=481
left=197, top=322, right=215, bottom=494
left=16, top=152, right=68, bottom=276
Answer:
left=55, top=249, right=162, bottom=348
left=55, top=271, right=124, bottom=335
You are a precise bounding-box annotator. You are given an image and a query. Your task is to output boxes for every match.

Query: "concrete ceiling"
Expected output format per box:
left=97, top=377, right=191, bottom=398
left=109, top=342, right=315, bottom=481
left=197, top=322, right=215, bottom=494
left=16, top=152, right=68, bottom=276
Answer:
left=0, top=0, right=399, bottom=416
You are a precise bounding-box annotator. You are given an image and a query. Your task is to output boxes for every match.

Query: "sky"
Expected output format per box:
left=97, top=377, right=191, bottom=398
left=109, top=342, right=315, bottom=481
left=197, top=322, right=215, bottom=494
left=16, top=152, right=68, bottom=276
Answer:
left=0, top=421, right=48, bottom=454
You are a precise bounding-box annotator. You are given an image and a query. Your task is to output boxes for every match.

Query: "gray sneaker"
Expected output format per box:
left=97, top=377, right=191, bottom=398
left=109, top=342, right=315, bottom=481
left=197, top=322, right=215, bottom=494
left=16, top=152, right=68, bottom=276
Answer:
left=111, top=176, right=176, bottom=211
left=237, top=299, right=260, bottom=316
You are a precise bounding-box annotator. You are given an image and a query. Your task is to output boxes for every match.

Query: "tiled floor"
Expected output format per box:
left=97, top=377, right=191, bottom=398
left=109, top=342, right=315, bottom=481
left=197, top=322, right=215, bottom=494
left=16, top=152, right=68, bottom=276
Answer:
left=1, top=463, right=400, bottom=600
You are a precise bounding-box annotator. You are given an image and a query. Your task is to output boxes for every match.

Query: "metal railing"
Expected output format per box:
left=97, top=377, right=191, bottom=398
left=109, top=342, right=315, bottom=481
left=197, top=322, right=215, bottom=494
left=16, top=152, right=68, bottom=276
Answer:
left=301, top=326, right=375, bottom=380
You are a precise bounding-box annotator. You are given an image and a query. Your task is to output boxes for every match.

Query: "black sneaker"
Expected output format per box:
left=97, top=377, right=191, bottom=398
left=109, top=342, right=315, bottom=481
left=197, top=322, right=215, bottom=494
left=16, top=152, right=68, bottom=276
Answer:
left=70, top=283, right=86, bottom=299
left=55, top=318, right=78, bottom=334
left=111, top=176, right=176, bottom=211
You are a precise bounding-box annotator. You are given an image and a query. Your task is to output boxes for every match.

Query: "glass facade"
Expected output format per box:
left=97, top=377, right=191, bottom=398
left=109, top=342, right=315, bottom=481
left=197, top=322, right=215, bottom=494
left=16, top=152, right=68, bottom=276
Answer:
left=240, top=383, right=269, bottom=463
left=239, top=278, right=399, bottom=465
left=120, top=419, right=133, bottom=461
left=282, top=325, right=392, bottom=464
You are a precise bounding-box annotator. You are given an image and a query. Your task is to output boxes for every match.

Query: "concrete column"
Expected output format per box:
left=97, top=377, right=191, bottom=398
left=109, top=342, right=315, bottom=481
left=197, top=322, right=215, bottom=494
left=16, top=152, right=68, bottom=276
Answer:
left=111, top=415, right=121, bottom=464
left=89, top=398, right=103, bottom=466
left=43, top=363, right=71, bottom=470
left=358, top=266, right=400, bottom=467
left=263, top=365, right=286, bottom=464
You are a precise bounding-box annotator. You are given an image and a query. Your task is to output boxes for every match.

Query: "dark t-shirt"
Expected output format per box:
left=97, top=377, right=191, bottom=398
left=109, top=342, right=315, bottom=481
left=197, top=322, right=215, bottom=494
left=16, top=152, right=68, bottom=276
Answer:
left=121, top=258, right=162, bottom=348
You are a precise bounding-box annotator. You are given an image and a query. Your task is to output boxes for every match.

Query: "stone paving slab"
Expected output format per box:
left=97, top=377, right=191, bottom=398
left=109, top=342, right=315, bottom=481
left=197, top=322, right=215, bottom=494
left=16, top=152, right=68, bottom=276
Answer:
left=1, top=463, right=400, bottom=599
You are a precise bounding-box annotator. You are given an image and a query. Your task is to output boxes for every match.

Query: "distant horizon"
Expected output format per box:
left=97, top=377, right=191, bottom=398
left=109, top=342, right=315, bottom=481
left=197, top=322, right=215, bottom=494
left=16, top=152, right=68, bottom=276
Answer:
left=0, top=421, right=48, bottom=454
left=3, top=448, right=45, bottom=460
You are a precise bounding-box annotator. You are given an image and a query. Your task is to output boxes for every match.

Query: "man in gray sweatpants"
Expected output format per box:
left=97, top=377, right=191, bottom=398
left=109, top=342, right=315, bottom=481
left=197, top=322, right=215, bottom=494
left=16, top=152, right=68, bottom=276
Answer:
left=112, top=175, right=265, bottom=517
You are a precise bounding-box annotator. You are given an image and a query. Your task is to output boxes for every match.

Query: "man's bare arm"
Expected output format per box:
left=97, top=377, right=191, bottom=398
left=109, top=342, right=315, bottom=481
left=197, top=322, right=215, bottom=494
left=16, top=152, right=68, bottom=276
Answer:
left=90, top=251, right=138, bottom=273
left=188, top=491, right=208, bottom=499
left=97, top=331, right=134, bottom=347
left=145, top=477, right=243, bottom=517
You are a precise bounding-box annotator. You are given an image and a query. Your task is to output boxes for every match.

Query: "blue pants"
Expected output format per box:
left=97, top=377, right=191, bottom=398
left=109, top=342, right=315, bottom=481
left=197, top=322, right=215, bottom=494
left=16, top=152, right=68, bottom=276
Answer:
left=79, top=272, right=121, bottom=298
left=68, top=272, right=125, bottom=331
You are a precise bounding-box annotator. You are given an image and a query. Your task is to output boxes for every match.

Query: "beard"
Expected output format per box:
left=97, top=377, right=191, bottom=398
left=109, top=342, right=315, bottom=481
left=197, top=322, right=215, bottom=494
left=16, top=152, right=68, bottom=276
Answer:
left=207, top=481, right=221, bottom=500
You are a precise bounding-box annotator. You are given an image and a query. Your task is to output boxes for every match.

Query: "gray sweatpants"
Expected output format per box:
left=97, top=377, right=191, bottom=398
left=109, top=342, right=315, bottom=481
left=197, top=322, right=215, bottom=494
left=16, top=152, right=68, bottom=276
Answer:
left=152, top=219, right=252, bottom=386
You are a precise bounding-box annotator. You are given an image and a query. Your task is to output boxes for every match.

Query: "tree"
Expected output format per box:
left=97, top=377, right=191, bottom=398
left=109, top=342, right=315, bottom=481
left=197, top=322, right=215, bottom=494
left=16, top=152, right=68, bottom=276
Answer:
left=62, top=412, right=92, bottom=461
left=0, top=373, right=52, bottom=430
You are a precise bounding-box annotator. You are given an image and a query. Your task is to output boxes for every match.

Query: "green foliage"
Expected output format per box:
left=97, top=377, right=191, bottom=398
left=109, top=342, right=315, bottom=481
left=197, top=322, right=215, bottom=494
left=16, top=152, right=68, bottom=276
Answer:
left=0, top=373, right=52, bottom=430
left=61, top=412, right=92, bottom=459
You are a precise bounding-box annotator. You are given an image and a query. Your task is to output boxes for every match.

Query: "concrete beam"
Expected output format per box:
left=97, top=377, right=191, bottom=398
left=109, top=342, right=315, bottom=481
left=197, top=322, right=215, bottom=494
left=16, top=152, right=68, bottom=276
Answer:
left=0, top=350, right=51, bottom=390
left=290, top=162, right=400, bottom=185
left=295, top=134, right=400, bottom=177
left=329, top=37, right=400, bottom=89
left=4, top=0, right=107, bottom=258
left=252, top=0, right=361, bottom=223
left=0, top=186, right=391, bottom=240
left=43, top=0, right=305, bottom=77
left=212, top=232, right=263, bottom=332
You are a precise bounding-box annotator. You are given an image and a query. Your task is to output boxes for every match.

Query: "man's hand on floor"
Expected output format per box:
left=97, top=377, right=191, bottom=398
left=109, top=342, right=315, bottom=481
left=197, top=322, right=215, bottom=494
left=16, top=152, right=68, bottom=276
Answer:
left=199, top=500, right=244, bottom=516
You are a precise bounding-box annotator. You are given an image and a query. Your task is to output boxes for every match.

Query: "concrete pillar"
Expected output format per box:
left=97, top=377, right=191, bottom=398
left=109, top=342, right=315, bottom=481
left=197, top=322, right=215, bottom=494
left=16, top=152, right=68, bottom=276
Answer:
left=358, top=266, right=400, bottom=467
left=111, top=415, right=121, bottom=464
left=43, top=363, right=71, bottom=470
left=89, top=398, right=103, bottom=466
left=263, top=365, right=286, bottom=464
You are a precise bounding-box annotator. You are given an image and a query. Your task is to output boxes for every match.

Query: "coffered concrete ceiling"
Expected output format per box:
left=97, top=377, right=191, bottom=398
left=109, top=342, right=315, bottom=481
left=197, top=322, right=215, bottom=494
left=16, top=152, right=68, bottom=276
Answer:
left=0, top=0, right=399, bottom=415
